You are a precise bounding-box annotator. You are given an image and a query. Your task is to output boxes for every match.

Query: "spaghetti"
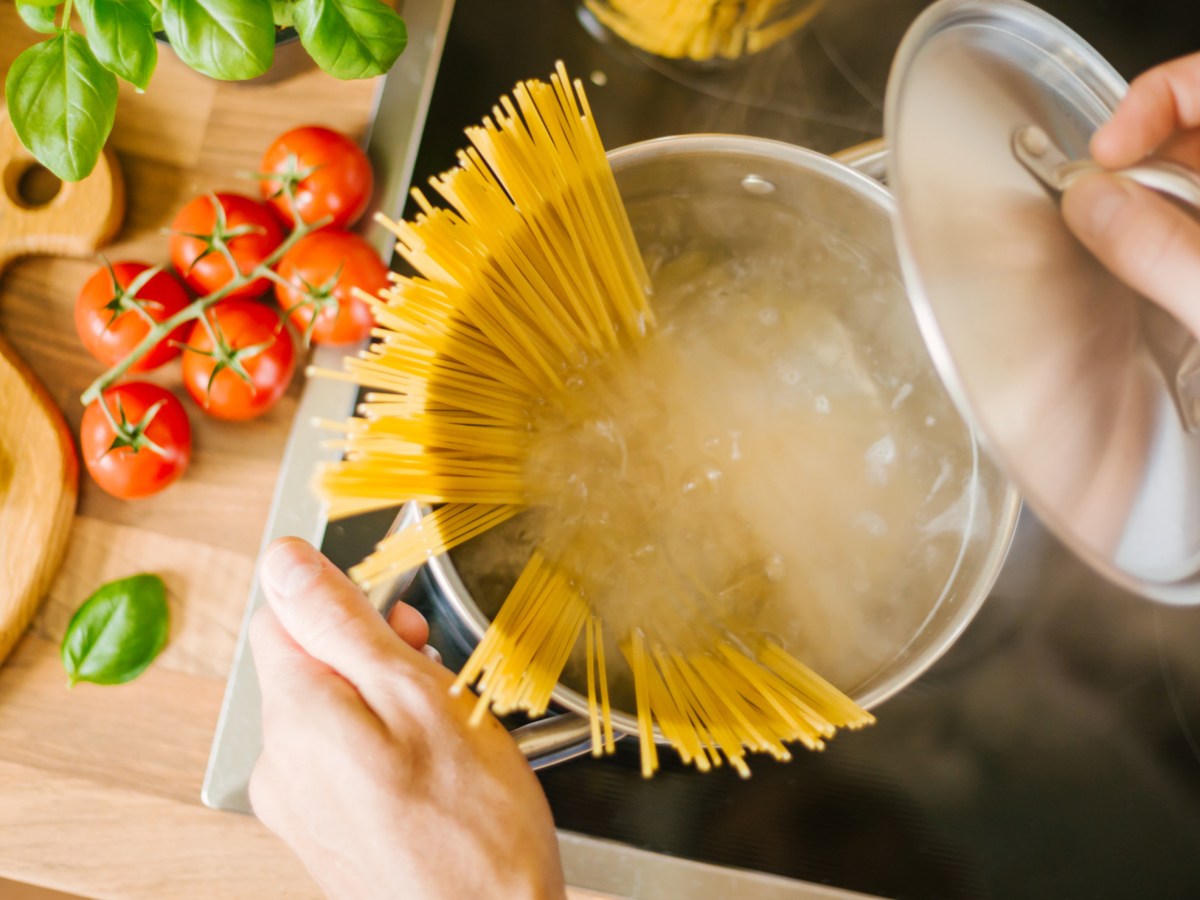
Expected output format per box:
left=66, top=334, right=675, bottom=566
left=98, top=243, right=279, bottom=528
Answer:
left=318, top=63, right=874, bottom=776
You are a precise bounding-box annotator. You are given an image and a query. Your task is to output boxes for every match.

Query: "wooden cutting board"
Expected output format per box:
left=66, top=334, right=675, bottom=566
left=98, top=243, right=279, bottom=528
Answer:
left=0, top=109, right=125, bottom=662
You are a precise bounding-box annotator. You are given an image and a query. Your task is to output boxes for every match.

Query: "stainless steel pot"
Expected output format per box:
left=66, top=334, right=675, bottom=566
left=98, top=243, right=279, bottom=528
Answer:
left=386, top=134, right=1021, bottom=768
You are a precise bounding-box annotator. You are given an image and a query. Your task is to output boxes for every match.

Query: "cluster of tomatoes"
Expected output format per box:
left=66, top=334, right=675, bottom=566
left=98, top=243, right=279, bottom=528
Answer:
left=77, top=126, right=390, bottom=500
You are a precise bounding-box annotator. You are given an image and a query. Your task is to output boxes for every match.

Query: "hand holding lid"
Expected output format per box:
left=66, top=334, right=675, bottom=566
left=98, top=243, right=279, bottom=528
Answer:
left=886, top=0, right=1200, bottom=604
left=1059, top=53, right=1200, bottom=343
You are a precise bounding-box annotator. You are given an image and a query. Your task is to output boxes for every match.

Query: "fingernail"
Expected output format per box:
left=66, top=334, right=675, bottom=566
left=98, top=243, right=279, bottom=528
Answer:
left=1064, top=174, right=1131, bottom=239
left=421, top=644, right=442, bottom=665
left=261, top=540, right=324, bottom=598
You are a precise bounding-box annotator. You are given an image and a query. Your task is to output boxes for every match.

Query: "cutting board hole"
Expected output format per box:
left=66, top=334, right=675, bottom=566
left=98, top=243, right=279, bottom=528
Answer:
left=9, top=162, right=62, bottom=208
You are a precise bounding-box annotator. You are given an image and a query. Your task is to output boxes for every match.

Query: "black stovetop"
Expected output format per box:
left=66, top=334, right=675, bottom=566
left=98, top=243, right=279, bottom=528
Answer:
left=321, top=1, right=1200, bottom=896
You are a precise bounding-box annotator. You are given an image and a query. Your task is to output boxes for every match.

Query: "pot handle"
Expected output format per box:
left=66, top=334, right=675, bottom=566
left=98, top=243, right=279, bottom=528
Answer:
left=512, top=713, right=600, bottom=770
left=363, top=505, right=609, bottom=771
left=834, top=138, right=888, bottom=185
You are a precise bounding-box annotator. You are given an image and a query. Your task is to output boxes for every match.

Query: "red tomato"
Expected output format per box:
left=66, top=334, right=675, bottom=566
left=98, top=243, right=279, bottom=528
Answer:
left=181, top=299, right=296, bottom=421
left=274, top=230, right=387, bottom=344
left=81, top=382, right=192, bottom=499
left=169, top=193, right=283, bottom=301
left=259, top=126, right=373, bottom=230
left=74, top=261, right=191, bottom=371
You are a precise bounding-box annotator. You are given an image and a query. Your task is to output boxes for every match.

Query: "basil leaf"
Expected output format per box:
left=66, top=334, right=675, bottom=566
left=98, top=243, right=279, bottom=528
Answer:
left=294, top=0, right=406, bottom=80
left=149, top=6, right=163, bottom=30
left=78, top=0, right=158, bottom=91
left=5, top=33, right=118, bottom=182
left=17, top=2, right=58, bottom=31
left=61, top=574, right=170, bottom=686
left=270, top=0, right=294, bottom=28
left=19, top=0, right=62, bottom=7
left=161, top=0, right=274, bottom=80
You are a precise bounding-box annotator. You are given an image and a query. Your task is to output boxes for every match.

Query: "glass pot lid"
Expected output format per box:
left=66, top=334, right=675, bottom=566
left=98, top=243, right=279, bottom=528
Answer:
left=885, top=0, right=1200, bottom=605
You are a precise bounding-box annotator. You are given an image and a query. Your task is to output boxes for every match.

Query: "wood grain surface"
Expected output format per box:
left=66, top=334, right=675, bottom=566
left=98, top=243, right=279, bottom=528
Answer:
left=0, top=4, right=376, bottom=896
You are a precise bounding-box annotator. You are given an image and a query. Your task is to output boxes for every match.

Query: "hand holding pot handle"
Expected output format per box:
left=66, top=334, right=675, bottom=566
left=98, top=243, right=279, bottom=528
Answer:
left=249, top=538, right=566, bottom=900
left=1062, top=51, right=1200, bottom=341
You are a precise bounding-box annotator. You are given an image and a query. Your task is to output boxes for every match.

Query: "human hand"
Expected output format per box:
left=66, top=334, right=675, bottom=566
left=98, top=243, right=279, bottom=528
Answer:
left=1062, top=52, right=1200, bottom=338
left=248, top=538, right=566, bottom=900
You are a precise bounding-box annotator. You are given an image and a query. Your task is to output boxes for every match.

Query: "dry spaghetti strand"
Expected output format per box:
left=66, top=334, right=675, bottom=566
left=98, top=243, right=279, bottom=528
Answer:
left=350, top=504, right=522, bottom=587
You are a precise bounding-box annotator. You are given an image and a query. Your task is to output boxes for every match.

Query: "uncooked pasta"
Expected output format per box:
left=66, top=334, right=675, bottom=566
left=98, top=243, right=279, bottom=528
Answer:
left=317, top=63, right=875, bottom=776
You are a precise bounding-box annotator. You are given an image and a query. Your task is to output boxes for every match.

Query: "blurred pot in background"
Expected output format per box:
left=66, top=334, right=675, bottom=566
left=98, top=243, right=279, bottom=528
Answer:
left=578, top=0, right=828, bottom=63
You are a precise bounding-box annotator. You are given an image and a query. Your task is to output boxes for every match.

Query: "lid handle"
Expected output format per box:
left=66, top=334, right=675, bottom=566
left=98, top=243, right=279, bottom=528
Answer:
left=1015, top=124, right=1200, bottom=434
left=1013, top=125, right=1200, bottom=209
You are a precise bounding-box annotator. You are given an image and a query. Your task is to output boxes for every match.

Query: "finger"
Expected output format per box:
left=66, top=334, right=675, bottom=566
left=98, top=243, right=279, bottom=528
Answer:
left=260, top=537, right=416, bottom=694
left=1062, top=172, right=1200, bottom=339
left=1093, top=53, right=1200, bottom=167
left=386, top=600, right=430, bottom=649
left=1156, top=129, right=1200, bottom=169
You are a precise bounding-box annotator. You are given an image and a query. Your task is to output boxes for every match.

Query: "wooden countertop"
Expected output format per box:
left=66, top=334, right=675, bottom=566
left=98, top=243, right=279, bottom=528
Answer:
left=0, top=8, right=371, bottom=897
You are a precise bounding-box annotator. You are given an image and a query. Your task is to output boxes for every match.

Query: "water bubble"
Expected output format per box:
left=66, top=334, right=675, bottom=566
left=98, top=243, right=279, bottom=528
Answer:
left=865, top=435, right=896, bottom=484
left=680, top=463, right=724, bottom=495
left=567, top=473, right=588, bottom=499
left=758, top=307, right=780, bottom=326
left=814, top=395, right=831, bottom=414
left=855, top=511, right=888, bottom=536
left=891, top=383, right=913, bottom=408
left=867, top=435, right=896, bottom=465
left=704, top=466, right=723, bottom=491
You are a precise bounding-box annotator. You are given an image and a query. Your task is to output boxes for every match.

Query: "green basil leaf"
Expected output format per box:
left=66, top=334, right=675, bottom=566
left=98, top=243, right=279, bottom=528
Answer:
left=270, top=0, right=294, bottom=28
left=5, top=32, right=118, bottom=182
left=294, top=0, right=406, bottom=80
left=149, top=6, right=163, bottom=30
left=17, top=2, right=59, bottom=31
left=19, top=0, right=62, bottom=7
left=161, top=0, right=274, bottom=80
left=78, top=0, right=158, bottom=91
left=61, top=574, right=170, bottom=686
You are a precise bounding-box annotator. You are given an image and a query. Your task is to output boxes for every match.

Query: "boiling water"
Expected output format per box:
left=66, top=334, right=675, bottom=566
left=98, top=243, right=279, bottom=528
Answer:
left=453, top=190, right=982, bottom=706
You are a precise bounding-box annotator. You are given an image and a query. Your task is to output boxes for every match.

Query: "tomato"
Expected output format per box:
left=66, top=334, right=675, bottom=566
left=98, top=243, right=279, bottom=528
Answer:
left=181, top=299, right=296, bottom=420
left=169, top=193, right=283, bottom=301
left=274, top=230, right=387, bottom=344
left=74, top=261, right=191, bottom=371
left=81, top=383, right=192, bottom=499
left=259, top=126, right=373, bottom=230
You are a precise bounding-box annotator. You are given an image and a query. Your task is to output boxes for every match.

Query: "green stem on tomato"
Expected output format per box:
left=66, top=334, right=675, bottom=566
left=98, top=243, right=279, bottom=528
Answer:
left=259, top=266, right=299, bottom=292
left=94, top=388, right=121, bottom=433
left=79, top=211, right=331, bottom=406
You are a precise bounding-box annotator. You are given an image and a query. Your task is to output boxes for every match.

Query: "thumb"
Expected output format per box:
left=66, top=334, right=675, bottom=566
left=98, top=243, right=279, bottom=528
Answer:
left=1062, top=172, right=1200, bottom=339
left=260, top=538, right=414, bottom=693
